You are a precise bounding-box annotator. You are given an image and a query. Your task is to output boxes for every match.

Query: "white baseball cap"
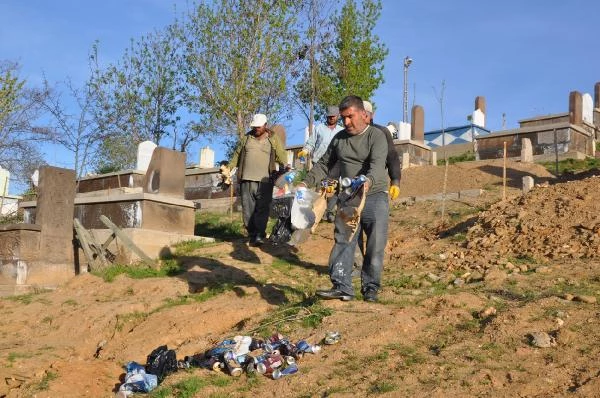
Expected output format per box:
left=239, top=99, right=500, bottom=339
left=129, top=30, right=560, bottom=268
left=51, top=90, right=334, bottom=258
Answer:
left=250, top=113, right=267, bottom=127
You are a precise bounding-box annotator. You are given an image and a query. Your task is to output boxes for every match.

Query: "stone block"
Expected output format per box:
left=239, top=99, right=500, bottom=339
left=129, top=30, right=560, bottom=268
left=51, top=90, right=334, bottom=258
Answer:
left=521, top=138, right=533, bottom=163
left=523, top=176, right=534, bottom=194
left=143, top=147, right=186, bottom=198
left=36, top=166, right=76, bottom=265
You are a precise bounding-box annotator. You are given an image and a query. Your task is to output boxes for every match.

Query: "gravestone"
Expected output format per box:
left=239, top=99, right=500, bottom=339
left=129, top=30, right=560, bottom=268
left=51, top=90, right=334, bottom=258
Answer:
left=398, top=122, right=411, bottom=140
left=431, top=151, right=437, bottom=166
left=569, top=91, right=582, bottom=125
left=199, top=147, right=215, bottom=168
left=137, top=141, right=158, bottom=172
left=402, top=152, right=410, bottom=169
left=472, top=109, right=485, bottom=127
left=582, top=93, right=593, bottom=124
left=595, top=82, right=600, bottom=108
left=143, top=147, right=185, bottom=198
left=411, top=105, right=425, bottom=142
left=0, top=166, right=9, bottom=196
left=521, top=138, right=533, bottom=163
left=523, top=176, right=534, bottom=194
left=36, top=166, right=76, bottom=265
left=475, top=96, right=486, bottom=114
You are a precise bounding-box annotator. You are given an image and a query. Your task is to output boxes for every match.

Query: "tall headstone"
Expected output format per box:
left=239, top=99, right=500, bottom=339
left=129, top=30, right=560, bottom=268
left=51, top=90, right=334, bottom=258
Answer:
left=137, top=141, right=158, bottom=172
left=398, top=122, right=411, bottom=140
left=594, top=82, right=600, bottom=108
left=0, top=166, right=9, bottom=196
left=474, top=96, right=486, bottom=115
left=521, top=138, right=533, bottom=163
left=411, top=105, right=425, bottom=143
left=582, top=93, right=593, bottom=124
left=401, top=152, right=410, bottom=169
left=569, top=91, right=583, bottom=125
left=199, top=147, right=215, bottom=168
left=522, top=176, right=534, bottom=194
left=36, top=166, right=76, bottom=265
left=472, top=109, right=485, bottom=127
left=431, top=151, right=437, bottom=166
left=143, top=147, right=186, bottom=198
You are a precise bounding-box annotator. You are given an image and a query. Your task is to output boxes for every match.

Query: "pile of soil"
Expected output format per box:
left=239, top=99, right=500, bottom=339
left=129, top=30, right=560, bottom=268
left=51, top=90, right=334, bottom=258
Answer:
left=465, top=176, right=600, bottom=261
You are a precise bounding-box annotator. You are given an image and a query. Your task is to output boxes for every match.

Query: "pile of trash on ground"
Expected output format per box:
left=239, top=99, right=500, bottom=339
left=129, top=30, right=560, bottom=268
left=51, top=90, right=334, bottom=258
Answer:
left=116, top=331, right=340, bottom=395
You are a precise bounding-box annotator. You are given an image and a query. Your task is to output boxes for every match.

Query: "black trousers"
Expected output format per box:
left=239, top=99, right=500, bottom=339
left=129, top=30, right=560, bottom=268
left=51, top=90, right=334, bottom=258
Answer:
left=240, top=180, right=273, bottom=238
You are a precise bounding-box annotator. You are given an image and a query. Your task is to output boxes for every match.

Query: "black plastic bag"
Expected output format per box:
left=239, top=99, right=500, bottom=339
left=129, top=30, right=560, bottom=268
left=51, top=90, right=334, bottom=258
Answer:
left=145, top=345, right=178, bottom=382
left=269, top=196, right=294, bottom=244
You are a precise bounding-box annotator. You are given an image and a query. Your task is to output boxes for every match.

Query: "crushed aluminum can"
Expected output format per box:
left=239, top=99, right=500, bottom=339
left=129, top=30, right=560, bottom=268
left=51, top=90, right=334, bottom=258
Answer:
left=256, top=353, right=283, bottom=375
left=324, top=331, right=341, bottom=345
left=272, top=363, right=298, bottom=379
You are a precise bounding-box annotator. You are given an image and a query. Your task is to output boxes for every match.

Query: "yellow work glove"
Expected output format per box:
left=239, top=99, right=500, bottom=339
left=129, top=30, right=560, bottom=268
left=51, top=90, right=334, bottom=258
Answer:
left=298, top=150, right=308, bottom=158
left=219, top=164, right=232, bottom=185
left=389, top=185, right=400, bottom=200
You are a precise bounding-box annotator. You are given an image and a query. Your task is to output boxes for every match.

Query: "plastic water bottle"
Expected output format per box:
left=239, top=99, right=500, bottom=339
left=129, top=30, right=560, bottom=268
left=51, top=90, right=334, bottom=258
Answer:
left=284, top=170, right=297, bottom=184
left=295, top=186, right=307, bottom=203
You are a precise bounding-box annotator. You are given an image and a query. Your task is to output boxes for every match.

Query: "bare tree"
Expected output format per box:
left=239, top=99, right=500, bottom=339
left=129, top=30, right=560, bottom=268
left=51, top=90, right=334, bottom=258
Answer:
left=39, top=77, right=104, bottom=177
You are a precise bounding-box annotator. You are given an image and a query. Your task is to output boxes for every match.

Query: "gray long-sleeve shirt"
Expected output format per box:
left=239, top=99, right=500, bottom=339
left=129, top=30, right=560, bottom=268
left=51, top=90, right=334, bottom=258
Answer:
left=303, top=125, right=389, bottom=195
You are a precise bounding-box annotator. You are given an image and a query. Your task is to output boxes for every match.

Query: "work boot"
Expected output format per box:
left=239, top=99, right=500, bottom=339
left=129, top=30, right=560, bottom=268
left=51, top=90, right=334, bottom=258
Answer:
left=316, top=288, right=353, bottom=301
left=362, top=289, right=378, bottom=303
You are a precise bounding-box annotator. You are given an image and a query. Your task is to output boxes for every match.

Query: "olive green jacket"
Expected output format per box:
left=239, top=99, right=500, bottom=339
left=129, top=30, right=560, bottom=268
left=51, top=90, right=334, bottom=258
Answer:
left=228, top=129, right=287, bottom=181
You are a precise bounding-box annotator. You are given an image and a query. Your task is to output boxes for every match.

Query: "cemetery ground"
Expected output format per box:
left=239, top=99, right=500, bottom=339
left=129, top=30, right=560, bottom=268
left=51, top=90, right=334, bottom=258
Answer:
left=2, top=159, right=600, bottom=397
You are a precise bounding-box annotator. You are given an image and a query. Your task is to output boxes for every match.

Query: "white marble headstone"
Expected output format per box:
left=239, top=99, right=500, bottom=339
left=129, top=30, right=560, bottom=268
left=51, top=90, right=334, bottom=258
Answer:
left=199, top=146, right=215, bottom=168
left=582, top=93, right=593, bottom=124
left=398, top=122, right=411, bottom=140
left=136, top=141, right=157, bottom=172
left=472, top=109, right=485, bottom=127
left=0, top=166, right=9, bottom=195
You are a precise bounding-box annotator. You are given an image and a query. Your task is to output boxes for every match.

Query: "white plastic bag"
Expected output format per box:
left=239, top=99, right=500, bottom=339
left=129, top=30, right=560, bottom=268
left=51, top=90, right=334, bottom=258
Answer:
left=290, top=187, right=316, bottom=229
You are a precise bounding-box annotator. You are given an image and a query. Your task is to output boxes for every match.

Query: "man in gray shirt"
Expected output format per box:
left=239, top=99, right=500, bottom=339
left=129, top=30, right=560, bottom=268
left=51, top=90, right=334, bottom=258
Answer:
left=298, top=95, right=389, bottom=302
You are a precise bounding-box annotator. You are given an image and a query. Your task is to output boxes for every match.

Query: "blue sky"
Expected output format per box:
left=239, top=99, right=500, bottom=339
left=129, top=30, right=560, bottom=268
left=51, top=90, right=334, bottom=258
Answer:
left=1, top=0, right=599, bottom=192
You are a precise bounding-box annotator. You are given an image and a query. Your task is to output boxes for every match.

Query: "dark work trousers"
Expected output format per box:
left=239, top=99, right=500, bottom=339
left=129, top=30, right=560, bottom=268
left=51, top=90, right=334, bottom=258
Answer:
left=240, top=180, right=274, bottom=239
left=327, top=192, right=389, bottom=297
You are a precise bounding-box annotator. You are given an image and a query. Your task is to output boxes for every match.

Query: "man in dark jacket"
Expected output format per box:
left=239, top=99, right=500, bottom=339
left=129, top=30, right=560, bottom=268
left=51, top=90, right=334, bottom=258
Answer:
left=228, top=114, right=287, bottom=246
left=363, top=100, right=401, bottom=200
left=298, top=95, right=390, bottom=302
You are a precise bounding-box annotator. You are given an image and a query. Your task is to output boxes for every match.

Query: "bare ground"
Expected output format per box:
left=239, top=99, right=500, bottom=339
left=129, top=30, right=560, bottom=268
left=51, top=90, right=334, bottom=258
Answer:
left=2, top=159, right=600, bottom=398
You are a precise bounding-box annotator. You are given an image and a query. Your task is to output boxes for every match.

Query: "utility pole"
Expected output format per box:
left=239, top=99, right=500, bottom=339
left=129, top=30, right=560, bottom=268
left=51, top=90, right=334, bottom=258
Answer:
left=403, top=56, right=412, bottom=123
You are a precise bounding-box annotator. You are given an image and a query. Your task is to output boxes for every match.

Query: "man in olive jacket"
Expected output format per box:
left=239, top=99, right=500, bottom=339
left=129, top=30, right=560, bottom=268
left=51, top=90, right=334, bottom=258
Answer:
left=229, top=113, right=287, bottom=246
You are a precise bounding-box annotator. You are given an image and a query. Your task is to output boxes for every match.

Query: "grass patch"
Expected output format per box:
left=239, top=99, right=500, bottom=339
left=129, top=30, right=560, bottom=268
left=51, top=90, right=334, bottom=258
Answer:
left=386, top=274, right=420, bottom=291
left=62, top=299, right=78, bottom=306
left=150, top=375, right=208, bottom=398
left=92, top=259, right=184, bottom=282
left=539, top=157, right=600, bottom=175
left=271, top=257, right=293, bottom=271
left=4, top=292, right=50, bottom=305
left=369, top=381, right=397, bottom=394
left=250, top=299, right=332, bottom=336
left=386, top=343, right=427, bottom=367
left=7, top=351, right=34, bottom=364
left=34, top=371, right=57, bottom=391
left=116, top=311, right=148, bottom=331
left=194, top=212, right=245, bottom=240
left=437, top=151, right=476, bottom=165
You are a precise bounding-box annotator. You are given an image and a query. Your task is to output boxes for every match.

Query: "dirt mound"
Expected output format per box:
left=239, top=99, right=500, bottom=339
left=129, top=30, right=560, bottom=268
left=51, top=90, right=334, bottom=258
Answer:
left=465, top=175, right=600, bottom=262
left=399, top=159, right=555, bottom=197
